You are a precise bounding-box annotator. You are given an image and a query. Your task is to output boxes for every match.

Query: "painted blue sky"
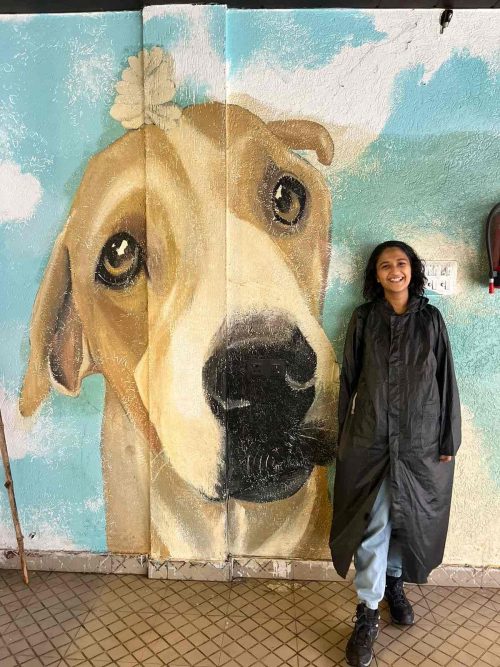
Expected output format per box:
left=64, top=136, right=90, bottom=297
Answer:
left=226, top=9, right=386, bottom=75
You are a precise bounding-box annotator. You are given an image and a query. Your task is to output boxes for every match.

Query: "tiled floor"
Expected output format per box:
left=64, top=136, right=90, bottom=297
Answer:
left=0, top=569, right=499, bottom=667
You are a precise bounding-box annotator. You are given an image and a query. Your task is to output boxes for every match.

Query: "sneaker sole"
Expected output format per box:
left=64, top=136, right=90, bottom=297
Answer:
left=389, top=613, right=415, bottom=626
left=384, top=594, right=415, bottom=626
left=346, top=651, right=374, bottom=667
left=345, top=631, right=379, bottom=667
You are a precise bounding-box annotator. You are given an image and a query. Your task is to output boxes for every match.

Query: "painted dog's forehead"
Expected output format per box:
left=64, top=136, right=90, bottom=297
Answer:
left=63, top=101, right=326, bottom=253
left=64, top=130, right=147, bottom=246
left=65, top=109, right=225, bottom=236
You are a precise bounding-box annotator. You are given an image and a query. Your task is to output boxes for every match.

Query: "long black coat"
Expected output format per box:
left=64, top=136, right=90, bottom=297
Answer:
left=329, top=296, right=461, bottom=584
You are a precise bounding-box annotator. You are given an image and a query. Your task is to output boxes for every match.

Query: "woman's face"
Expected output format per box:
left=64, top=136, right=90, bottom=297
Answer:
left=376, top=247, right=412, bottom=297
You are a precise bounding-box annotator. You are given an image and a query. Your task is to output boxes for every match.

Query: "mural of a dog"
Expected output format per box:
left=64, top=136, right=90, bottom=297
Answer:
left=19, top=49, right=339, bottom=559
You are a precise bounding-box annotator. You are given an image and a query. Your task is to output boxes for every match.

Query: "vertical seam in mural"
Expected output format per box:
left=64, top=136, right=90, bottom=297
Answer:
left=224, top=7, right=230, bottom=561
left=139, top=11, right=152, bottom=557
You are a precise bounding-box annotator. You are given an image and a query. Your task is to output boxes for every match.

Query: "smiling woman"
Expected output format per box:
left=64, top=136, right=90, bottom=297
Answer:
left=330, top=240, right=461, bottom=666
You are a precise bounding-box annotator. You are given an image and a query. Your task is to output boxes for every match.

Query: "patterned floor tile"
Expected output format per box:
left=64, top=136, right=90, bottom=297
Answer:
left=218, top=615, right=299, bottom=667
left=1, top=570, right=499, bottom=666
left=228, top=579, right=297, bottom=620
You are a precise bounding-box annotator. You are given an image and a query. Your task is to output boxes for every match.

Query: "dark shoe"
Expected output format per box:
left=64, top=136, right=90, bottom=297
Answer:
left=345, top=603, right=379, bottom=667
left=385, top=575, right=415, bottom=625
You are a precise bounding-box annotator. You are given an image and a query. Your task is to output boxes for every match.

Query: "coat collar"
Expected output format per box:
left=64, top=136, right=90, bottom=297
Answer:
left=375, top=295, right=428, bottom=315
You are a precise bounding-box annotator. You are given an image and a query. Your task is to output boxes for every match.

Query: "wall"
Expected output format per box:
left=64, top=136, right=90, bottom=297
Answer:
left=0, top=7, right=498, bottom=567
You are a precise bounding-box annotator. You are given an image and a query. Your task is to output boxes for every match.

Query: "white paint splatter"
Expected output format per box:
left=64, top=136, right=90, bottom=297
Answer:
left=143, top=5, right=225, bottom=101
left=0, top=99, right=25, bottom=162
left=64, top=25, right=117, bottom=127
left=84, top=496, right=104, bottom=513
left=0, top=161, right=42, bottom=223
left=0, top=14, right=33, bottom=23
left=0, top=99, right=53, bottom=176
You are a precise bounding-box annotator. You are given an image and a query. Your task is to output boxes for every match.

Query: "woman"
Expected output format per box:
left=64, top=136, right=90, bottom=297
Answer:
left=329, top=241, right=461, bottom=667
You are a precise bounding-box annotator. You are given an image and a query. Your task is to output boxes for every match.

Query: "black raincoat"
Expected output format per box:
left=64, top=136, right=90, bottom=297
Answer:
left=329, top=296, right=461, bottom=584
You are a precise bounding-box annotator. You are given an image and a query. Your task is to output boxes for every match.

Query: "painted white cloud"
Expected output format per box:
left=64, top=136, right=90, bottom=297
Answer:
left=0, top=161, right=42, bottom=223
left=230, top=9, right=500, bottom=169
left=0, top=519, right=77, bottom=550
left=0, top=384, right=61, bottom=460
left=0, top=519, right=17, bottom=549
left=24, top=521, right=78, bottom=550
left=367, top=9, right=500, bottom=81
left=143, top=5, right=225, bottom=101
left=327, top=242, right=364, bottom=287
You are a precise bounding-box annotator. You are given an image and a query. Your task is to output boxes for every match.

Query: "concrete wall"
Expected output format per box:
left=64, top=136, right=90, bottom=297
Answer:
left=0, top=7, right=498, bottom=567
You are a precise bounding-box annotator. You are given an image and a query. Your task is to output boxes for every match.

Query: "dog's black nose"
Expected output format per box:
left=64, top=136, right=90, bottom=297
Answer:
left=202, top=315, right=320, bottom=502
left=203, top=316, right=316, bottom=426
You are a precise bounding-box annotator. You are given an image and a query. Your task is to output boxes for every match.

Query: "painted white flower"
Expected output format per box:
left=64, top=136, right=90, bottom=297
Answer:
left=110, top=47, right=182, bottom=132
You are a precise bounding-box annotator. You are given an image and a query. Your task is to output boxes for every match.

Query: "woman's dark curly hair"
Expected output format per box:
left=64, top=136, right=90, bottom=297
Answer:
left=363, top=240, right=427, bottom=301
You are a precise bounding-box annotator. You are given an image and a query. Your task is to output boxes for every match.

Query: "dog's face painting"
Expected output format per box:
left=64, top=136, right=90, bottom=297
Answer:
left=20, top=100, right=339, bottom=554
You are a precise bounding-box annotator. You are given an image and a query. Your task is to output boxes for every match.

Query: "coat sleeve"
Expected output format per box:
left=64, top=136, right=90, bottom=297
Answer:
left=338, top=309, right=364, bottom=438
left=434, top=310, right=461, bottom=456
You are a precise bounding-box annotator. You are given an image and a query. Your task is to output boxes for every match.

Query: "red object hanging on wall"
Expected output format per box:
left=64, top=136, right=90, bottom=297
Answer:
left=486, top=203, right=500, bottom=294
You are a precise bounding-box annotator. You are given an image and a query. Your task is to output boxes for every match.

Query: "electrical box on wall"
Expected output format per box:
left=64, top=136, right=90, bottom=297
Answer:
left=424, top=260, right=457, bottom=296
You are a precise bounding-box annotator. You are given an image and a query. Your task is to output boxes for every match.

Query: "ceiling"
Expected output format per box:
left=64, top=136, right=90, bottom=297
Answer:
left=0, top=0, right=498, bottom=12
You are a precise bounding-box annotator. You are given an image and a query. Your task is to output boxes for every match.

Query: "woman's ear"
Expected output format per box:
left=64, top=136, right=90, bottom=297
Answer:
left=267, top=119, right=334, bottom=166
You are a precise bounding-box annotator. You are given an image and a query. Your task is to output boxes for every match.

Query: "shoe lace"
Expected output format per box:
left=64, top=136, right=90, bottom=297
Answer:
left=389, top=580, right=408, bottom=606
left=351, top=612, right=377, bottom=648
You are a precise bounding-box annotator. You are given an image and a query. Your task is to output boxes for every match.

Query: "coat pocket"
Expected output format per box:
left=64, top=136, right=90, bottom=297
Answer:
left=351, top=391, right=376, bottom=447
left=420, top=400, right=441, bottom=448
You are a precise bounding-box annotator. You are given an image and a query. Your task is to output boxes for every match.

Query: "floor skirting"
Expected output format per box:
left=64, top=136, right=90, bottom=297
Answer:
left=1, top=550, right=498, bottom=587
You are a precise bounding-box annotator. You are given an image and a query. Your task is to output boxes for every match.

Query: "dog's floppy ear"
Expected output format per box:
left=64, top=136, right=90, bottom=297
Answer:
left=20, top=233, right=93, bottom=417
left=267, top=119, right=334, bottom=166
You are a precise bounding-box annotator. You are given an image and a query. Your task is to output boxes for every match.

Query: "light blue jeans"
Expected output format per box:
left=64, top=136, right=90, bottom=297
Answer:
left=354, top=476, right=402, bottom=610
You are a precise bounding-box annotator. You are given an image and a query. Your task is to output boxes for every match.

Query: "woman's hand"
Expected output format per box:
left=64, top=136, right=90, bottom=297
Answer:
left=439, top=455, right=453, bottom=462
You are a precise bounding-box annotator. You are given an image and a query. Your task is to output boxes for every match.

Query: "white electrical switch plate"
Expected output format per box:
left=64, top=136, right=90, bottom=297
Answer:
left=424, top=260, right=457, bottom=295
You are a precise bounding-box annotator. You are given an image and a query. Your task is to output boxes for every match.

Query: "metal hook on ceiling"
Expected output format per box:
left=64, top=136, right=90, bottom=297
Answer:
left=440, top=9, right=453, bottom=34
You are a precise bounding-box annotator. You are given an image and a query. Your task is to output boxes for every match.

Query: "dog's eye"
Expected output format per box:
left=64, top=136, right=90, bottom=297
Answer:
left=272, top=176, right=307, bottom=226
left=95, top=233, right=143, bottom=288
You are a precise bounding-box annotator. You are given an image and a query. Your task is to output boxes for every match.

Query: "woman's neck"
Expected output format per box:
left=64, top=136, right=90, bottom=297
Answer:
left=384, top=290, right=409, bottom=314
